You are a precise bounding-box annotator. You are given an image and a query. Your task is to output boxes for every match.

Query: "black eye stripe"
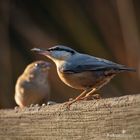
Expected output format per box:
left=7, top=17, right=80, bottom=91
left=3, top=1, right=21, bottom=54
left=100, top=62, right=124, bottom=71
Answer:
left=48, top=47, right=60, bottom=51
left=47, top=47, right=75, bottom=54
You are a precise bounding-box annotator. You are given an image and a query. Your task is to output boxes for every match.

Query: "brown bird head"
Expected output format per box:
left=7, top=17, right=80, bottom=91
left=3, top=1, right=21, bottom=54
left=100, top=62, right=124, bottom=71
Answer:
left=24, top=61, right=51, bottom=78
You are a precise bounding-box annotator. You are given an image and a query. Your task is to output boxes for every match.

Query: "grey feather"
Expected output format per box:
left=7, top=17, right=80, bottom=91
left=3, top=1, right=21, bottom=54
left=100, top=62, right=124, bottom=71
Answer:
left=60, top=53, right=135, bottom=73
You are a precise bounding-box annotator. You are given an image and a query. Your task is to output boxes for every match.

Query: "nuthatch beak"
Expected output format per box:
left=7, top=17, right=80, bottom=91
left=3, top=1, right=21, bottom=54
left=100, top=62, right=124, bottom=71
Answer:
left=31, top=48, right=51, bottom=56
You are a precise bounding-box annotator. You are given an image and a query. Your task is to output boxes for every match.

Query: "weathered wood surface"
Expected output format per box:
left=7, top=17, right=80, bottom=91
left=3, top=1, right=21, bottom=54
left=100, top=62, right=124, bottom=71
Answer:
left=0, top=94, right=140, bottom=140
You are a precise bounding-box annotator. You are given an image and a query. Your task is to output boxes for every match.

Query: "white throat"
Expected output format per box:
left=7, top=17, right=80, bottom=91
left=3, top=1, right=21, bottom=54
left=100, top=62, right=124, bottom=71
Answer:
left=52, top=59, right=66, bottom=68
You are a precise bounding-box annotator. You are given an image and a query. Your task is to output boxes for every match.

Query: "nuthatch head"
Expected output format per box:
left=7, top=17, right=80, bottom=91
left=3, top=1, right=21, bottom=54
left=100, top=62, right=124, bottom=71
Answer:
left=31, top=45, right=135, bottom=107
left=15, top=61, right=51, bottom=108
left=31, top=46, right=76, bottom=63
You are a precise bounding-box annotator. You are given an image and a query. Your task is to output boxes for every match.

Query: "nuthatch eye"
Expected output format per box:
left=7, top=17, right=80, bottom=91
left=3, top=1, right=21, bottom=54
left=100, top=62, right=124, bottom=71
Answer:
left=31, top=45, right=135, bottom=108
left=15, top=61, right=51, bottom=108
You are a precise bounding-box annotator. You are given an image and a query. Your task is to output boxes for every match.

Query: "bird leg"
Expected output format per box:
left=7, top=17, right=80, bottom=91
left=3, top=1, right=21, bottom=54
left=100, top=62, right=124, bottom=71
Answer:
left=65, top=89, right=90, bottom=109
left=80, top=88, right=100, bottom=100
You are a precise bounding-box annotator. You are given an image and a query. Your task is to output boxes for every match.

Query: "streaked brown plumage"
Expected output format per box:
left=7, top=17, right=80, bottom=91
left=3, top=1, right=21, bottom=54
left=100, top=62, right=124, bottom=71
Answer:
left=15, top=61, right=50, bottom=108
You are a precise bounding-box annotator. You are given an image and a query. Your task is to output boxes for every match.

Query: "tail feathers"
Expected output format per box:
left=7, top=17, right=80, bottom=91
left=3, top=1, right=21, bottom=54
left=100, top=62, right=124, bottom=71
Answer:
left=119, top=66, right=136, bottom=72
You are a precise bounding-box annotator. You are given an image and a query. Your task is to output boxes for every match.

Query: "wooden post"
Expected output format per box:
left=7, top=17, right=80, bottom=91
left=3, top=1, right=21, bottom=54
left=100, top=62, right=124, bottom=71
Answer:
left=0, top=94, right=140, bottom=140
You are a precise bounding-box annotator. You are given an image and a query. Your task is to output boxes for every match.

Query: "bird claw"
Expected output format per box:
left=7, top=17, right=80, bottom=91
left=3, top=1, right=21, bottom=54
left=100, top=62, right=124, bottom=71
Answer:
left=64, top=99, right=78, bottom=110
left=63, top=101, right=71, bottom=110
left=92, top=94, right=101, bottom=99
left=80, top=94, right=101, bottom=101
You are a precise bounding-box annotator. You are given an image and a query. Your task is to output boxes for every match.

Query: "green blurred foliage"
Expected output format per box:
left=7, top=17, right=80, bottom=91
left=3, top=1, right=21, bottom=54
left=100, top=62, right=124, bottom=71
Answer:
left=0, top=0, right=140, bottom=108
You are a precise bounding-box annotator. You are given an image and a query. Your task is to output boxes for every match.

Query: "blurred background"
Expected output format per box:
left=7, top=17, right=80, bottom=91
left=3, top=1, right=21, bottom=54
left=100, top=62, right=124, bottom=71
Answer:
left=0, top=0, right=140, bottom=108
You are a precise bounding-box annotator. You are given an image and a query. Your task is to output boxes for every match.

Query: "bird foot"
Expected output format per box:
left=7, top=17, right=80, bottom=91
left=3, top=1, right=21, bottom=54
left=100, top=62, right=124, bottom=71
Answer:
left=92, top=94, right=101, bottom=99
left=64, top=98, right=81, bottom=110
left=64, top=94, right=102, bottom=109
left=80, top=94, right=101, bottom=101
left=68, top=98, right=73, bottom=101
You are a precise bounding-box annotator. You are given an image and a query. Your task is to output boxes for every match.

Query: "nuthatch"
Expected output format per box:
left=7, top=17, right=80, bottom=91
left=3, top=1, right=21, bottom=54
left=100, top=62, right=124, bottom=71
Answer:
left=31, top=45, right=135, bottom=107
left=15, top=61, right=50, bottom=108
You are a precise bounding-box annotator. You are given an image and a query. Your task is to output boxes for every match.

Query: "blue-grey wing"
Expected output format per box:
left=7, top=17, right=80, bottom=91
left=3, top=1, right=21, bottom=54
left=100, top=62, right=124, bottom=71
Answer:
left=60, top=54, right=134, bottom=73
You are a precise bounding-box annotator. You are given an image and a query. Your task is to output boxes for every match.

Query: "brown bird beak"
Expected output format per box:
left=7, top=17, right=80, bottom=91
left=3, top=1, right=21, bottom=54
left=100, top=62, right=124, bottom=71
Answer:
left=31, top=48, right=50, bottom=56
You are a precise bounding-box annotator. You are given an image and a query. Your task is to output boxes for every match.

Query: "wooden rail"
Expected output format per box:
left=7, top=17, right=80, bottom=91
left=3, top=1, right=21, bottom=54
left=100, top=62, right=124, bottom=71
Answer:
left=0, top=94, right=140, bottom=140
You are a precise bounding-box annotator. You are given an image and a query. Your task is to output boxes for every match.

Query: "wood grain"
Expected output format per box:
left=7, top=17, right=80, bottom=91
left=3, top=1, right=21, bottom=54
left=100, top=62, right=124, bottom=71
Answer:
left=0, top=94, right=140, bottom=140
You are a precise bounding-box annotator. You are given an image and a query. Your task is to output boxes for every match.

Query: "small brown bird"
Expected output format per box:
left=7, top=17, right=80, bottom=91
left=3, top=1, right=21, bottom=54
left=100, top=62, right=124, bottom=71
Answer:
left=31, top=45, right=135, bottom=107
left=15, top=61, right=50, bottom=108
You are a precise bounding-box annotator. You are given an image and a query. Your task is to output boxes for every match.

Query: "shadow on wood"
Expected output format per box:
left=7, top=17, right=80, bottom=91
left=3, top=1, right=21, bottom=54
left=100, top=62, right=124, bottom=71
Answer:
left=0, top=94, right=140, bottom=140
